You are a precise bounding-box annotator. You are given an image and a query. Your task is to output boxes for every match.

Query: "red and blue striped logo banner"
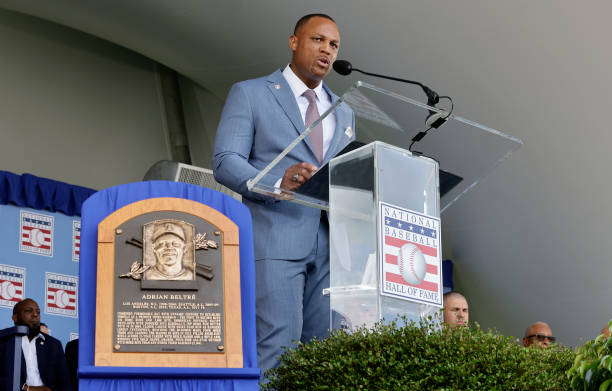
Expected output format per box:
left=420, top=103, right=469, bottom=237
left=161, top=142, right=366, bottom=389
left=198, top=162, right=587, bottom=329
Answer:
left=380, top=202, right=442, bottom=307
left=20, top=210, right=54, bottom=257
left=45, top=272, right=78, bottom=317
left=72, top=220, right=81, bottom=262
left=0, top=264, right=25, bottom=308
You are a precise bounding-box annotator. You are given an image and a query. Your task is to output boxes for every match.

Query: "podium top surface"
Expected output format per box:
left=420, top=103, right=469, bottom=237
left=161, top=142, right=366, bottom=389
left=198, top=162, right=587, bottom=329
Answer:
left=248, top=81, right=523, bottom=212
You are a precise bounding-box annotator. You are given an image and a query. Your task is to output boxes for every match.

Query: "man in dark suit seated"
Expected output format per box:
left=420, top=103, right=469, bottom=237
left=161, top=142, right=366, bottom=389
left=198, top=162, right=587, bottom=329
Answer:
left=0, top=298, right=71, bottom=391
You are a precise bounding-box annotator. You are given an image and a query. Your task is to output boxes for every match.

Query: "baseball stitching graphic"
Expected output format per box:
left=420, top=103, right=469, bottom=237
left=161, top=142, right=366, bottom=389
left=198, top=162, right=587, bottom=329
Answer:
left=399, top=243, right=426, bottom=285
left=1, top=281, right=16, bottom=300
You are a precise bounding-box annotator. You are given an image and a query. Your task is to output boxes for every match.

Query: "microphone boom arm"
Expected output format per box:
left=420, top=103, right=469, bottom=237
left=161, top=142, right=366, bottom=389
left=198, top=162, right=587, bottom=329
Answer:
left=351, top=68, right=439, bottom=106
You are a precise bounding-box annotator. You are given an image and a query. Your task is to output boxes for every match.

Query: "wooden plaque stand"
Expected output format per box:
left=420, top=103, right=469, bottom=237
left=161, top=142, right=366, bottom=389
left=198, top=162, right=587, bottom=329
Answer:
left=94, top=197, right=243, bottom=368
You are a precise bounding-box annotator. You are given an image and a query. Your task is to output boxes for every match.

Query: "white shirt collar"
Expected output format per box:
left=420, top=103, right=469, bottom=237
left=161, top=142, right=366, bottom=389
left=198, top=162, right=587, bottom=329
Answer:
left=282, top=64, right=325, bottom=101
left=24, top=332, right=45, bottom=342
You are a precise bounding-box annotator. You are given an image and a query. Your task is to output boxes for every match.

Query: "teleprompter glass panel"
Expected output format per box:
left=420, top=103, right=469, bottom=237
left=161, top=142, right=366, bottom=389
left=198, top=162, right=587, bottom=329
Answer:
left=248, top=81, right=522, bottom=213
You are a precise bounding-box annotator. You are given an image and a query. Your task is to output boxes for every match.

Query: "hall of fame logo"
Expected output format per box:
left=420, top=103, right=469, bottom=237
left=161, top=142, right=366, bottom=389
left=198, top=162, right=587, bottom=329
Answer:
left=20, top=210, right=54, bottom=257
left=72, top=220, right=81, bottom=262
left=0, top=264, right=25, bottom=308
left=379, top=202, right=442, bottom=307
left=45, top=272, right=78, bottom=317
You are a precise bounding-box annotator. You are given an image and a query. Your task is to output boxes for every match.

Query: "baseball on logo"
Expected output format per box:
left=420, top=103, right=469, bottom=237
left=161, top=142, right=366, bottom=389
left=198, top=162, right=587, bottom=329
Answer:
left=53, top=290, right=70, bottom=309
left=399, top=243, right=426, bottom=285
left=1, top=281, right=16, bottom=300
left=29, top=228, right=45, bottom=247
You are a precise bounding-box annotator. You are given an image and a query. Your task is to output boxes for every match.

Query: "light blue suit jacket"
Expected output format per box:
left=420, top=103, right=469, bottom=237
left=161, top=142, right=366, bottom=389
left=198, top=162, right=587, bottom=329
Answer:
left=213, top=69, right=355, bottom=261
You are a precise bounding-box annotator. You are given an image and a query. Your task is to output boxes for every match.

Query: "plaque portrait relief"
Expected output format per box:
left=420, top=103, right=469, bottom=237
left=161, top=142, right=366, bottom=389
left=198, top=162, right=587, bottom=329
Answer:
left=143, top=220, right=195, bottom=281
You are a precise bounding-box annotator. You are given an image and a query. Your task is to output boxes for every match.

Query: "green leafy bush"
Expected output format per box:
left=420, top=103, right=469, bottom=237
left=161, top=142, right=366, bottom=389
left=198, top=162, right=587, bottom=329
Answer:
left=567, top=320, right=612, bottom=391
left=264, top=318, right=574, bottom=391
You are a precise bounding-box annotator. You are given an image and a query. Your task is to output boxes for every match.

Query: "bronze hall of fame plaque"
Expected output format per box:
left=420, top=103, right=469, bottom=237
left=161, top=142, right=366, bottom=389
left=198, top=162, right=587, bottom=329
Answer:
left=95, top=198, right=243, bottom=368
left=114, top=213, right=223, bottom=353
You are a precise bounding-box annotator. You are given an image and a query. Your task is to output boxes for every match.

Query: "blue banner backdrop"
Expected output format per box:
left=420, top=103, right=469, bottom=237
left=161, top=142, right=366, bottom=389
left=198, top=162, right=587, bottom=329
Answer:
left=0, top=171, right=95, bottom=348
left=78, top=181, right=259, bottom=391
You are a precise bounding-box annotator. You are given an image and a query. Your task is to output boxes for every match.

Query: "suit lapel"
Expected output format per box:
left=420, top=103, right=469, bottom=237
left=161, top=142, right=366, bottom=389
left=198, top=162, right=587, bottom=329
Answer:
left=35, top=336, right=47, bottom=383
left=266, top=70, right=318, bottom=160
left=266, top=71, right=353, bottom=164
left=21, top=350, right=27, bottom=384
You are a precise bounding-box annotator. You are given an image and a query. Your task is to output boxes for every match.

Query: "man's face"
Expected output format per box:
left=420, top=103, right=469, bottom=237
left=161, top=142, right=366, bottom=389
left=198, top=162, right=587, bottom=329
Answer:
left=443, top=295, right=469, bottom=327
left=12, top=299, right=41, bottom=332
left=523, top=323, right=554, bottom=348
left=289, top=17, right=340, bottom=88
left=153, top=233, right=185, bottom=268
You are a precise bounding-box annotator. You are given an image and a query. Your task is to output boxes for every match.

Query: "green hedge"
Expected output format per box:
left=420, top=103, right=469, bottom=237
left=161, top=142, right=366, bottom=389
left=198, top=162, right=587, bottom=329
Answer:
left=567, top=320, right=612, bottom=390
left=264, top=318, right=575, bottom=391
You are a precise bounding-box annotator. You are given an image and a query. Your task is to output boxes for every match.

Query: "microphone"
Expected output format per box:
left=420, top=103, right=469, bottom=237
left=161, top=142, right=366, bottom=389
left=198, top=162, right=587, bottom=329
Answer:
left=333, top=60, right=452, bottom=150
left=332, top=60, right=353, bottom=76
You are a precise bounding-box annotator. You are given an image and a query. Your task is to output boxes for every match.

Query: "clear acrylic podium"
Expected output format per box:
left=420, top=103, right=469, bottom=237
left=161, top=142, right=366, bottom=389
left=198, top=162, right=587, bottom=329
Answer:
left=327, top=141, right=442, bottom=328
left=247, top=81, right=522, bottom=331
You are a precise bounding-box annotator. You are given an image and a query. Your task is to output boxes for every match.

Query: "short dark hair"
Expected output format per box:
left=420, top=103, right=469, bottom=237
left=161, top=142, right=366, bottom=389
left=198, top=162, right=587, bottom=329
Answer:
left=294, top=13, right=336, bottom=34
left=13, top=298, right=35, bottom=315
left=443, top=291, right=467, bottom=303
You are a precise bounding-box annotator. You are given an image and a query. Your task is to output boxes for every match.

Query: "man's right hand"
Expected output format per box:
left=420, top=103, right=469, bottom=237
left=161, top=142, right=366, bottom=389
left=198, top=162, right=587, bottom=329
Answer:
left=280, top=162, right=318, bottom=192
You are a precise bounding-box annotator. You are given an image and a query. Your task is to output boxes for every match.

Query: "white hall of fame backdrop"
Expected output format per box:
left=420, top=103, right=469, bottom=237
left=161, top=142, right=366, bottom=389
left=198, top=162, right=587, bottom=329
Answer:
left=0, top=203, right=79, bottom=346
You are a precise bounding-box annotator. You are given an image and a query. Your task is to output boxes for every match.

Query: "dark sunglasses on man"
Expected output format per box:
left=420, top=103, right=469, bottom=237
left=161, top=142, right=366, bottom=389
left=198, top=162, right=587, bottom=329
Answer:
left=526, top=334, right=556, bottom=343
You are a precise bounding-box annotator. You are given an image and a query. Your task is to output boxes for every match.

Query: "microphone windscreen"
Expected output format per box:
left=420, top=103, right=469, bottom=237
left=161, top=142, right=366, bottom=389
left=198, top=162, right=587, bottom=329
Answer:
left=333, top=60, right=352, bottom=75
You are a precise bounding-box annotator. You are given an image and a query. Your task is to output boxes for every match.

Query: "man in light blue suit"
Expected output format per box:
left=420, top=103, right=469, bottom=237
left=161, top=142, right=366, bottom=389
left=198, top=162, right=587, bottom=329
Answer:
left=213, top=14, right=355, bottom=375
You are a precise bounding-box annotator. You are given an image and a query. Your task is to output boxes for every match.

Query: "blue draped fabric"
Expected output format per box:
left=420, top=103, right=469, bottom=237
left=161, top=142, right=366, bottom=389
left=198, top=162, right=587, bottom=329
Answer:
left=0, top=171, right=96, bottom=216
left=442, top=260, right=454, bottom=292
left=79, top=181, right=259, bottom=390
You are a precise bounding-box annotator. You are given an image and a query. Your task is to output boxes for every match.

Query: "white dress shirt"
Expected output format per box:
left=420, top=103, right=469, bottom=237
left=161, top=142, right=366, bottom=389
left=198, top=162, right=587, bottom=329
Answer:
left=21, top=334, right=45, bottom=386
left=273, top=65, right=338, bottom=189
